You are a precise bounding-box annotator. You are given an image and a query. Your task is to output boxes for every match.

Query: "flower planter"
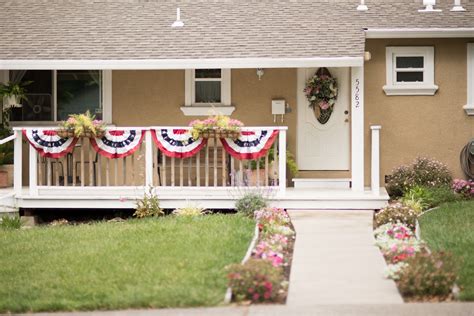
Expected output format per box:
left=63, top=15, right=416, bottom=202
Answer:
left=57, top=129, right=105, bottom=139
left=3, top=95, right=21, bottom=108
left=200, top=130, right=240, bottom=139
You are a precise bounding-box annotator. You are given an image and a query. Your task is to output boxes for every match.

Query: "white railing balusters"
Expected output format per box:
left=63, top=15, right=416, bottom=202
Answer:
left=14, top=126, right=288, bottom=193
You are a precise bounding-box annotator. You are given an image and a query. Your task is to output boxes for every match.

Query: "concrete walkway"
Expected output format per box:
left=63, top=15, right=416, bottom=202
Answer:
left=287, top=210, right=403, bottom=305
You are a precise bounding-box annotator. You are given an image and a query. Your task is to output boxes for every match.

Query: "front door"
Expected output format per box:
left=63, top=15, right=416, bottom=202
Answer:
left=297, top=67, right=350, bottom=170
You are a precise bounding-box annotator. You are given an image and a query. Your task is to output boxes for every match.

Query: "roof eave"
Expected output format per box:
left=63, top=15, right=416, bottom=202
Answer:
left=365, top=28, right=474, bottom=39
left=0, top=57, right=364, bottom=70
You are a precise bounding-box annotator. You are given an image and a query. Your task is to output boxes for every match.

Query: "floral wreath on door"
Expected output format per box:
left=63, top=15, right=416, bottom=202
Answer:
left=304, top=68, right=338, bottom=124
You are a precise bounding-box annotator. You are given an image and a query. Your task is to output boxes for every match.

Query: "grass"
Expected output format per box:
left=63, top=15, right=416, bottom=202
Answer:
left=0, top=214, right=255, bottom=313
left=419, top=200, right=474, bottom=301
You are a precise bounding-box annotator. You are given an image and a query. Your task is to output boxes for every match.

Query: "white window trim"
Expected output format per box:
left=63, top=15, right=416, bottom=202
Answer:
left=383, top=46, right=438, bottom=96
left=464, top=43, right=474, bottom=115
left=181, top=69, right=234, bottom=116
left=4, top=70, right=112, bottom=126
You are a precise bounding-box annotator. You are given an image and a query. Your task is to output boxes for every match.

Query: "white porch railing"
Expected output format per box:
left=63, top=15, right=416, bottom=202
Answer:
left=13, top=127, right=288, bottom=196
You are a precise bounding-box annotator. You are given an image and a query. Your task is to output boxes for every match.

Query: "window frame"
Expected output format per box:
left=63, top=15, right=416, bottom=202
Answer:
left=182, top=69, right=234, bottom=116
left=3, top=70, right=112, bottom=126
left=465, top=43, right=474, bottom=115
left=383, top=46, right=438, bottom=96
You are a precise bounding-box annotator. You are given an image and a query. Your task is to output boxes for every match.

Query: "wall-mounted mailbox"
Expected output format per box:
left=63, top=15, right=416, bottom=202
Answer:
left=271, top=100, right=285, bottom=115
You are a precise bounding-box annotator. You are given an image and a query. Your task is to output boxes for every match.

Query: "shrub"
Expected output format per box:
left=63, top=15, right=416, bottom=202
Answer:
left=227, top=259, right=285, bottom=303
left=374, top=203, right=418, bottom=230
left=402, top=185, right=459, bottom=210
left=397, top=251, right=458, bottom=300
left=0, top=215, right=23, bottom=229
left=134, top=188, right=163, bottom=218
left=172, top=204, right=207, bottom=217
left=387, top=157, right=452, bottom=198
left=235, top=193, right=268, bottom=217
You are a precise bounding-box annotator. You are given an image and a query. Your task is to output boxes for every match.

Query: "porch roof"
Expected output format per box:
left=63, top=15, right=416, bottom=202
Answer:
left=1, top=0, right=474, bottom=69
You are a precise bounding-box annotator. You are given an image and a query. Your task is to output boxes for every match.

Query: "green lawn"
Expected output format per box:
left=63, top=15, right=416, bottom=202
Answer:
left=0, top=215, right=254, bottom=313
left=419, top=200, right=474, bottom=301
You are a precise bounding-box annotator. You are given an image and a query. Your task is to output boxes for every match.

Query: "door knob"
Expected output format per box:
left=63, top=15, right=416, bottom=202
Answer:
left=344, top=110, right=349, bottom=115
left=345, top=118, right=349, bottom=123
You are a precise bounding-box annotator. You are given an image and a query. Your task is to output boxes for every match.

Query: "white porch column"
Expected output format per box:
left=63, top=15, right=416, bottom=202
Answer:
left=370, top=125, right=381, bottom=195
left=351, top=66, right=365, bottom=192
left=13, top=130, right=23, bottom=196
left=145, top=130, right=153, bottom=187
left=278, top=129, right=287, bottom=196
left=29, top=145, right=38, bottom=196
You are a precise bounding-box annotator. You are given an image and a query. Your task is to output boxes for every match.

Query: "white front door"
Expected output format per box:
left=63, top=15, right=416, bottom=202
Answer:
left=297, top=68, right=350, bottom=171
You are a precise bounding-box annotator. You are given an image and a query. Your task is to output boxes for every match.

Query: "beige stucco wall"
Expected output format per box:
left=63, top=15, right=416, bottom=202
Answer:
left=112, top=68, right=297, bottom=162
left=364, top=38, right=474, bottom=185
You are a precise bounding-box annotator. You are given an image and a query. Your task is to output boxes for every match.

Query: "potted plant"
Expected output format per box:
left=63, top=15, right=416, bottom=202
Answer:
left=247, top=148, right=298, bottom=186
left=58, top=110, right=106, bottom=138
left=0, top=81, right=32, bottom=121
left=189, top=114, right=243, bottom=140
left=0, top=115, right=14, bottom=188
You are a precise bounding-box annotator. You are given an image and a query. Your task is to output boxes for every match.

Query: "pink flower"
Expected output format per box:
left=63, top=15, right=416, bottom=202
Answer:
left=67, top=117, right=76, bottom=124
left=252, top=293, right=260, bottom=301
left=319, top=101, right=329, bottom=110
left=263, top=291, right=271, bottom=299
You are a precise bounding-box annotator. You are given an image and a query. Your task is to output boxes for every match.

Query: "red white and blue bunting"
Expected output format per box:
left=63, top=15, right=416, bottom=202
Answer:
left=151, top=129, right=207, bottom=158
left=90, top=129, right=145, bottom=159
left=220, top=130, right=279, bottom=160
left=23, top=129, right=78, bottom=159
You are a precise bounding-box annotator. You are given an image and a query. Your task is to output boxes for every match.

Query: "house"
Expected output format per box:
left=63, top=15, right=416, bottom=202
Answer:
left=0, top=0, right=473, bottom=212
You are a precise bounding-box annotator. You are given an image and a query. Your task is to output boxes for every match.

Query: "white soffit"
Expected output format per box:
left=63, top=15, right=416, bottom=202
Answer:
left=0, top=57, right=364, bottom=70
left=365, top=28, right=474, bottom=38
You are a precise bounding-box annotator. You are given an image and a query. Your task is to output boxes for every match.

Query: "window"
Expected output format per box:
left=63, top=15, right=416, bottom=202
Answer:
left=383, top=47, right=438, bottom=96
left=465, top=43, right=474, bottom=115
left=6, top=70, right=111, bottom=123
left=182, top=69, right=233, bottom=116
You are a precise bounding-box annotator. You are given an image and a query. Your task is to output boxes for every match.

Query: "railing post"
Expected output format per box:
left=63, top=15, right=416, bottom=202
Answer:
left=29, top=144, right=38, bottom=196
left=371, top=125, right=382, bottom=195
left=13, top=130, right=22, bottom=196
left=145, top=130, right=153, bottom=187
left=278, top=129, right=287, bottom=195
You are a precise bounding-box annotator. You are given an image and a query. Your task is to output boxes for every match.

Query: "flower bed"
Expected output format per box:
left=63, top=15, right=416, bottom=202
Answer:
left=374, top=218, right=458, bottom=301
left=227, top=208, right=295, bottom=304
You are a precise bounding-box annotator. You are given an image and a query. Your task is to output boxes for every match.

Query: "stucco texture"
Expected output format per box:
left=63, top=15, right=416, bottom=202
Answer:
left=112, top=68, right=297, bottom=160
left=364, top=38, right=474, bottom=184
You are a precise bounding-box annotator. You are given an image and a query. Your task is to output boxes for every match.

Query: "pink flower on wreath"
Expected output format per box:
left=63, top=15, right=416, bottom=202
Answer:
left=319, top=101, right=330, bottom=110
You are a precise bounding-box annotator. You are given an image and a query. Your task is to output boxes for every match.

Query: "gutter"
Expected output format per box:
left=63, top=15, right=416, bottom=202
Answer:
left=365, top=28, right=474, bottom=38
left=0, top=57, right=364, bottom=70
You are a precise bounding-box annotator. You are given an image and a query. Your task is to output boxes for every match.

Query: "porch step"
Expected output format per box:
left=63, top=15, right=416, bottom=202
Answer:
left=293, top=178, right=351, bottom=189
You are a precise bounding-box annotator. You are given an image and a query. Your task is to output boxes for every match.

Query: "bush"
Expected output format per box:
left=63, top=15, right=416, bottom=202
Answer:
left=227, top=259, right=285, bottom=303
left=401, top=185, right=458, bottom=211
left=134, top=188, right=163, bottom=218
left=0, top=215, right=23, bottom=229
left=374, top=203, right=418, bottom=230
left=235, top=193, right=268, bottom=217
left=172, top=204, right=207, bottom=217
left=398, top=251, right=458, bottom=300
left=387, top=157, right=452, bottom=198
left=452, top=179, right=474, bottom=199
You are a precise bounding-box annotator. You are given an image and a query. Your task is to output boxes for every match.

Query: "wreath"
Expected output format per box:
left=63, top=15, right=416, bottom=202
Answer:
left=304, top=68, right=338, bottom=124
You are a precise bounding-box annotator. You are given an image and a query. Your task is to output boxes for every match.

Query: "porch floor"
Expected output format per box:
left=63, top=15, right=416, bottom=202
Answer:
left=1, top=186, right=389, bottom=211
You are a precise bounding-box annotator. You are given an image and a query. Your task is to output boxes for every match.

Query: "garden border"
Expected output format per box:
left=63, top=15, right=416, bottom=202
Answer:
left=224, top=223, right=260, bottom=303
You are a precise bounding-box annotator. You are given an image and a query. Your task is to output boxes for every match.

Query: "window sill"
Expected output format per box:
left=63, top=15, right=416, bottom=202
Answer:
left=463, top=104, right=474, bottom=116
left=383, top=85, right=438, bottom=96
left=180, top=106, right=235, bottom=116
